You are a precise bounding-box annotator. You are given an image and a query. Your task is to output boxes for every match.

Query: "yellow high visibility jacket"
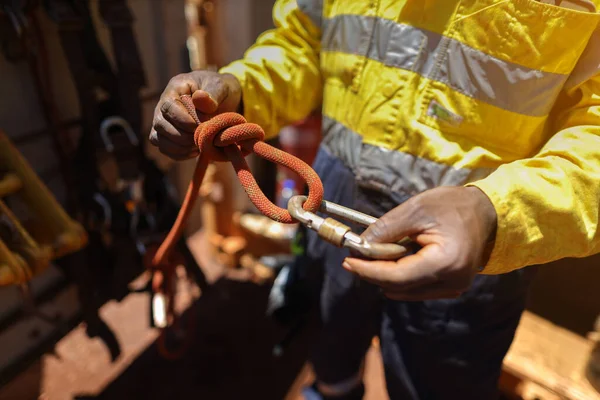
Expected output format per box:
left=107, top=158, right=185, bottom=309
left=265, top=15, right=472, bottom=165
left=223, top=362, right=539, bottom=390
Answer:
left=220, top=0, right=600, bottom=274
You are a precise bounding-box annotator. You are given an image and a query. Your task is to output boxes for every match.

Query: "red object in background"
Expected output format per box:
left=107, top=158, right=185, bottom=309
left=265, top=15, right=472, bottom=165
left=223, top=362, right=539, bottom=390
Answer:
left=275, top=112, right=322, bottom=208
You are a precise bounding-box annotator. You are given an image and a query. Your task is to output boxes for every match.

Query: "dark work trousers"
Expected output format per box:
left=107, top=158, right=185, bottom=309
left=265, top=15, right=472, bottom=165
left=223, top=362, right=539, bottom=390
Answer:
left=304, top=145, right=537, bottom=400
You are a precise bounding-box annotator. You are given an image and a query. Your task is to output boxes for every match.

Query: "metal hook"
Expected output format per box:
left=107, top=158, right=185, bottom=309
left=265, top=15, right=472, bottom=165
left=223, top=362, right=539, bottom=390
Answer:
left=287, top=195, right=411, bottom=260
left=99, top=116, right=139, bottom=152
left=92, top=192, right=112, bottom=230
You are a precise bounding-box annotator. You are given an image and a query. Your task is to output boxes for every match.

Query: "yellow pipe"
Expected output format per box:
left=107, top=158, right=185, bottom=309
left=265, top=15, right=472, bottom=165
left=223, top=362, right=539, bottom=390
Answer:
left=0, top=173, right=22, bottom=198
left=0, top=130, right=87, bottom=286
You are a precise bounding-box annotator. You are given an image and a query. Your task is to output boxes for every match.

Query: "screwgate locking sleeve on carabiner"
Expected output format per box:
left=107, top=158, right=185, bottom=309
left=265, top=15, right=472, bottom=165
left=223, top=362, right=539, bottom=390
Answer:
left=287, top=195, right=412, bottom=260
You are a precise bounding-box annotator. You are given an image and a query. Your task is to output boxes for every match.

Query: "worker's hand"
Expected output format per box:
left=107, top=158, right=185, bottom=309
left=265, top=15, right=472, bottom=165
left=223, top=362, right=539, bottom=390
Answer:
left=149, top=71, right=242, bottom=160
left=343, top=186, right=497, bottom=301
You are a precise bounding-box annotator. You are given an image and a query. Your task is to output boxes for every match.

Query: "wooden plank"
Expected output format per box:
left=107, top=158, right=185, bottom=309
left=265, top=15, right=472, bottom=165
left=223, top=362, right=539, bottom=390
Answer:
left=503, top=311, right=600, bottom=400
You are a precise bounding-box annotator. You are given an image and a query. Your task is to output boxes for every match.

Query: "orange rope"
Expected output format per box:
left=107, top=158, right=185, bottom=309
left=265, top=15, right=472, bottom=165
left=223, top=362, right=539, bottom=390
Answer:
left=150, top=94, right=324, bottom=358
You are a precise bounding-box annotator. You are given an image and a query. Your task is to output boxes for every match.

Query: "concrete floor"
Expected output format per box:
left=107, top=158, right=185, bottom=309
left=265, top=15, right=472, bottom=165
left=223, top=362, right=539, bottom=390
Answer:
left=0, top=231, right=389, bottom=400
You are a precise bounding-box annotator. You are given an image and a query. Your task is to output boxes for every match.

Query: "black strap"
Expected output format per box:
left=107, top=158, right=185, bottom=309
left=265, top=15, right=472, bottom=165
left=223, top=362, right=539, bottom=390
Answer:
left=43, top=0, right=103, bottom=197
left=99, top=0, right=146, bottom=133
left=98, top=0, right=148, bottom=179
left=43, top=0, right=147, bottom=201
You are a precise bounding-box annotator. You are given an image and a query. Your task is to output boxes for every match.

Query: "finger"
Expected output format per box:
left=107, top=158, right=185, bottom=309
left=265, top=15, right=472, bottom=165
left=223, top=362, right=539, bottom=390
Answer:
left=192, top=90, right=220, bottom=114
left=154, top=113, right=196, bottom=147
left=342, top=259, right=414, bottom=291
left=149, top=128, right=159, bottom=146
left=193, top=78, right=230, bottom=114
left=154, top=131, right=198, bottom=160
left=362, top=199, right=425, bottom=244
left=159, top=98, right=199, bottom=135
left=343, top=244, right=446, bottom=290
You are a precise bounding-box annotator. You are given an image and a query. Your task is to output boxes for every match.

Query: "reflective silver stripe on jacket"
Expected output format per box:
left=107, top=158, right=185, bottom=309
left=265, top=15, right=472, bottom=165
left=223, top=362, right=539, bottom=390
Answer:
left=297, top=0, right=323, bottom=29
left=321, top=117, right=493, bottom=196
left=565, top=26, right=600, bottom=91
left=322, top=15, right=568, bottom=117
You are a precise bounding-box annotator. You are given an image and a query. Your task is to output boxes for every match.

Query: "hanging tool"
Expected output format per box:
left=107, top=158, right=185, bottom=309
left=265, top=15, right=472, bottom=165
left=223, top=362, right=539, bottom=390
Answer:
left=37, top=0, right=206, bottom=360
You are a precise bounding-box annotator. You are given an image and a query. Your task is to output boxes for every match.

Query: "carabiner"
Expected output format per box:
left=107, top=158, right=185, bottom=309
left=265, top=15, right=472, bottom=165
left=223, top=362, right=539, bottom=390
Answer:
left=99, top=116, right=139, bottom=152
left=287, top=195, right=411, bottom=260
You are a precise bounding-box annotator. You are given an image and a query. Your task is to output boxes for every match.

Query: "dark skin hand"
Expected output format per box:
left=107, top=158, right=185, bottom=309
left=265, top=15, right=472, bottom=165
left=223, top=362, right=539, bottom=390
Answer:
left=149, top=71, right=242, bottom=160
left=343, top=186, right=498, bottom=301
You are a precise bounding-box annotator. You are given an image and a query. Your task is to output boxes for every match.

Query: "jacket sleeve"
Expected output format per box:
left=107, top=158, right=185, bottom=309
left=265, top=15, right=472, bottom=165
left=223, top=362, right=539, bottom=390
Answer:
left=468, top=30, right=600, bottom=274
left=218, top=0, right=322, bottom=139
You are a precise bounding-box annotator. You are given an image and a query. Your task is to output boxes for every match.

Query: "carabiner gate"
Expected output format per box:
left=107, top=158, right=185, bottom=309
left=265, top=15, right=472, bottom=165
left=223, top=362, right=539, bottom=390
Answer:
left=287, top=195, right=410, bottom=260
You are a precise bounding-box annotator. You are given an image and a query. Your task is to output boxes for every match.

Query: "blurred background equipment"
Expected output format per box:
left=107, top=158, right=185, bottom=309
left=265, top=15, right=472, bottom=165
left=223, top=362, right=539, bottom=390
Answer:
left=0, top=130, right=87, bottom=319
left=0, top=0, right=598, bottom=399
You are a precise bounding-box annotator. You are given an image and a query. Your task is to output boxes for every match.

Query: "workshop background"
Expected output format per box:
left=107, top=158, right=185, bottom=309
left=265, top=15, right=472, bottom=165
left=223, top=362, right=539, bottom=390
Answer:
left=0, top=1, right=598, bottom=399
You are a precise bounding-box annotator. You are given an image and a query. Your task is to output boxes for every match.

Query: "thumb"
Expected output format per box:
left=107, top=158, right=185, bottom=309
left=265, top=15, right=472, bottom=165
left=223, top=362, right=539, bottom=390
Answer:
left=192, top=77, right=230, bottom=114
left=363, top=201, right=421, bottom=244
left=192, top=90, right=220, bottom=114
left=343, top=244, right=444, bottom=289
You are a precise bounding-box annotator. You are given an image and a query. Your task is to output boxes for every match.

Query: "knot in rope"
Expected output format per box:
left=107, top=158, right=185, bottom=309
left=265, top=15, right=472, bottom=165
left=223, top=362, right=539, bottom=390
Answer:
left=181, top=95, right=264, bottom=162
left=195, top=114, right=264, bottom=161
left=179, top=94, right=323, bottom=223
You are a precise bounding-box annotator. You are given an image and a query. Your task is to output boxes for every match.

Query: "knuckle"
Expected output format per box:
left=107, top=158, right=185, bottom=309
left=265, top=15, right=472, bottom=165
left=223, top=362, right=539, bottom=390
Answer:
left=148, top=130, right=158, bottom=145
left=169, top=72, right=201, bottom=93
left=160, top=99, right=173, bottom=115
left=153, top=114, right=170, bottom=134
left=211, top=75, right=224, bottom=86
left=170, top=73, right=190, bottom=85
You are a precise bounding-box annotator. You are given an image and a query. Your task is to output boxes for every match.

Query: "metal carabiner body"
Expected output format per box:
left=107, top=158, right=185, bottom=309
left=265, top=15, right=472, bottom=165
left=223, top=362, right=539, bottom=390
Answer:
left=287, top=195, right=411, bottom=260
left=99, top=116, right=139, bottom=152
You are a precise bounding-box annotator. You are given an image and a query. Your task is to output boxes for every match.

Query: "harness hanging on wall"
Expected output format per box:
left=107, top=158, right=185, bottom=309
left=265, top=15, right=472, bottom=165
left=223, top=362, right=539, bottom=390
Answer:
left=41, top=0, right=208, bottom=333
left=0, top=0, right=208, bottom=359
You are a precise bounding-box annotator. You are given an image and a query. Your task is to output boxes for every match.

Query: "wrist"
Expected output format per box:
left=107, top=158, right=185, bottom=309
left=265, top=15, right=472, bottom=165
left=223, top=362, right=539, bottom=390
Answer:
left=465, top=186, right=497, bottom=270
left=466, top=186, right=497, bottom=244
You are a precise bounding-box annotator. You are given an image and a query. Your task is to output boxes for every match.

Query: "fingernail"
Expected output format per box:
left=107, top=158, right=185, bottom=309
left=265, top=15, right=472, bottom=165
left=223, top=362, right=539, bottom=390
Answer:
left=206, top=92, right=216, bottom=103
left=342, top=261, right=352, bottom=271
